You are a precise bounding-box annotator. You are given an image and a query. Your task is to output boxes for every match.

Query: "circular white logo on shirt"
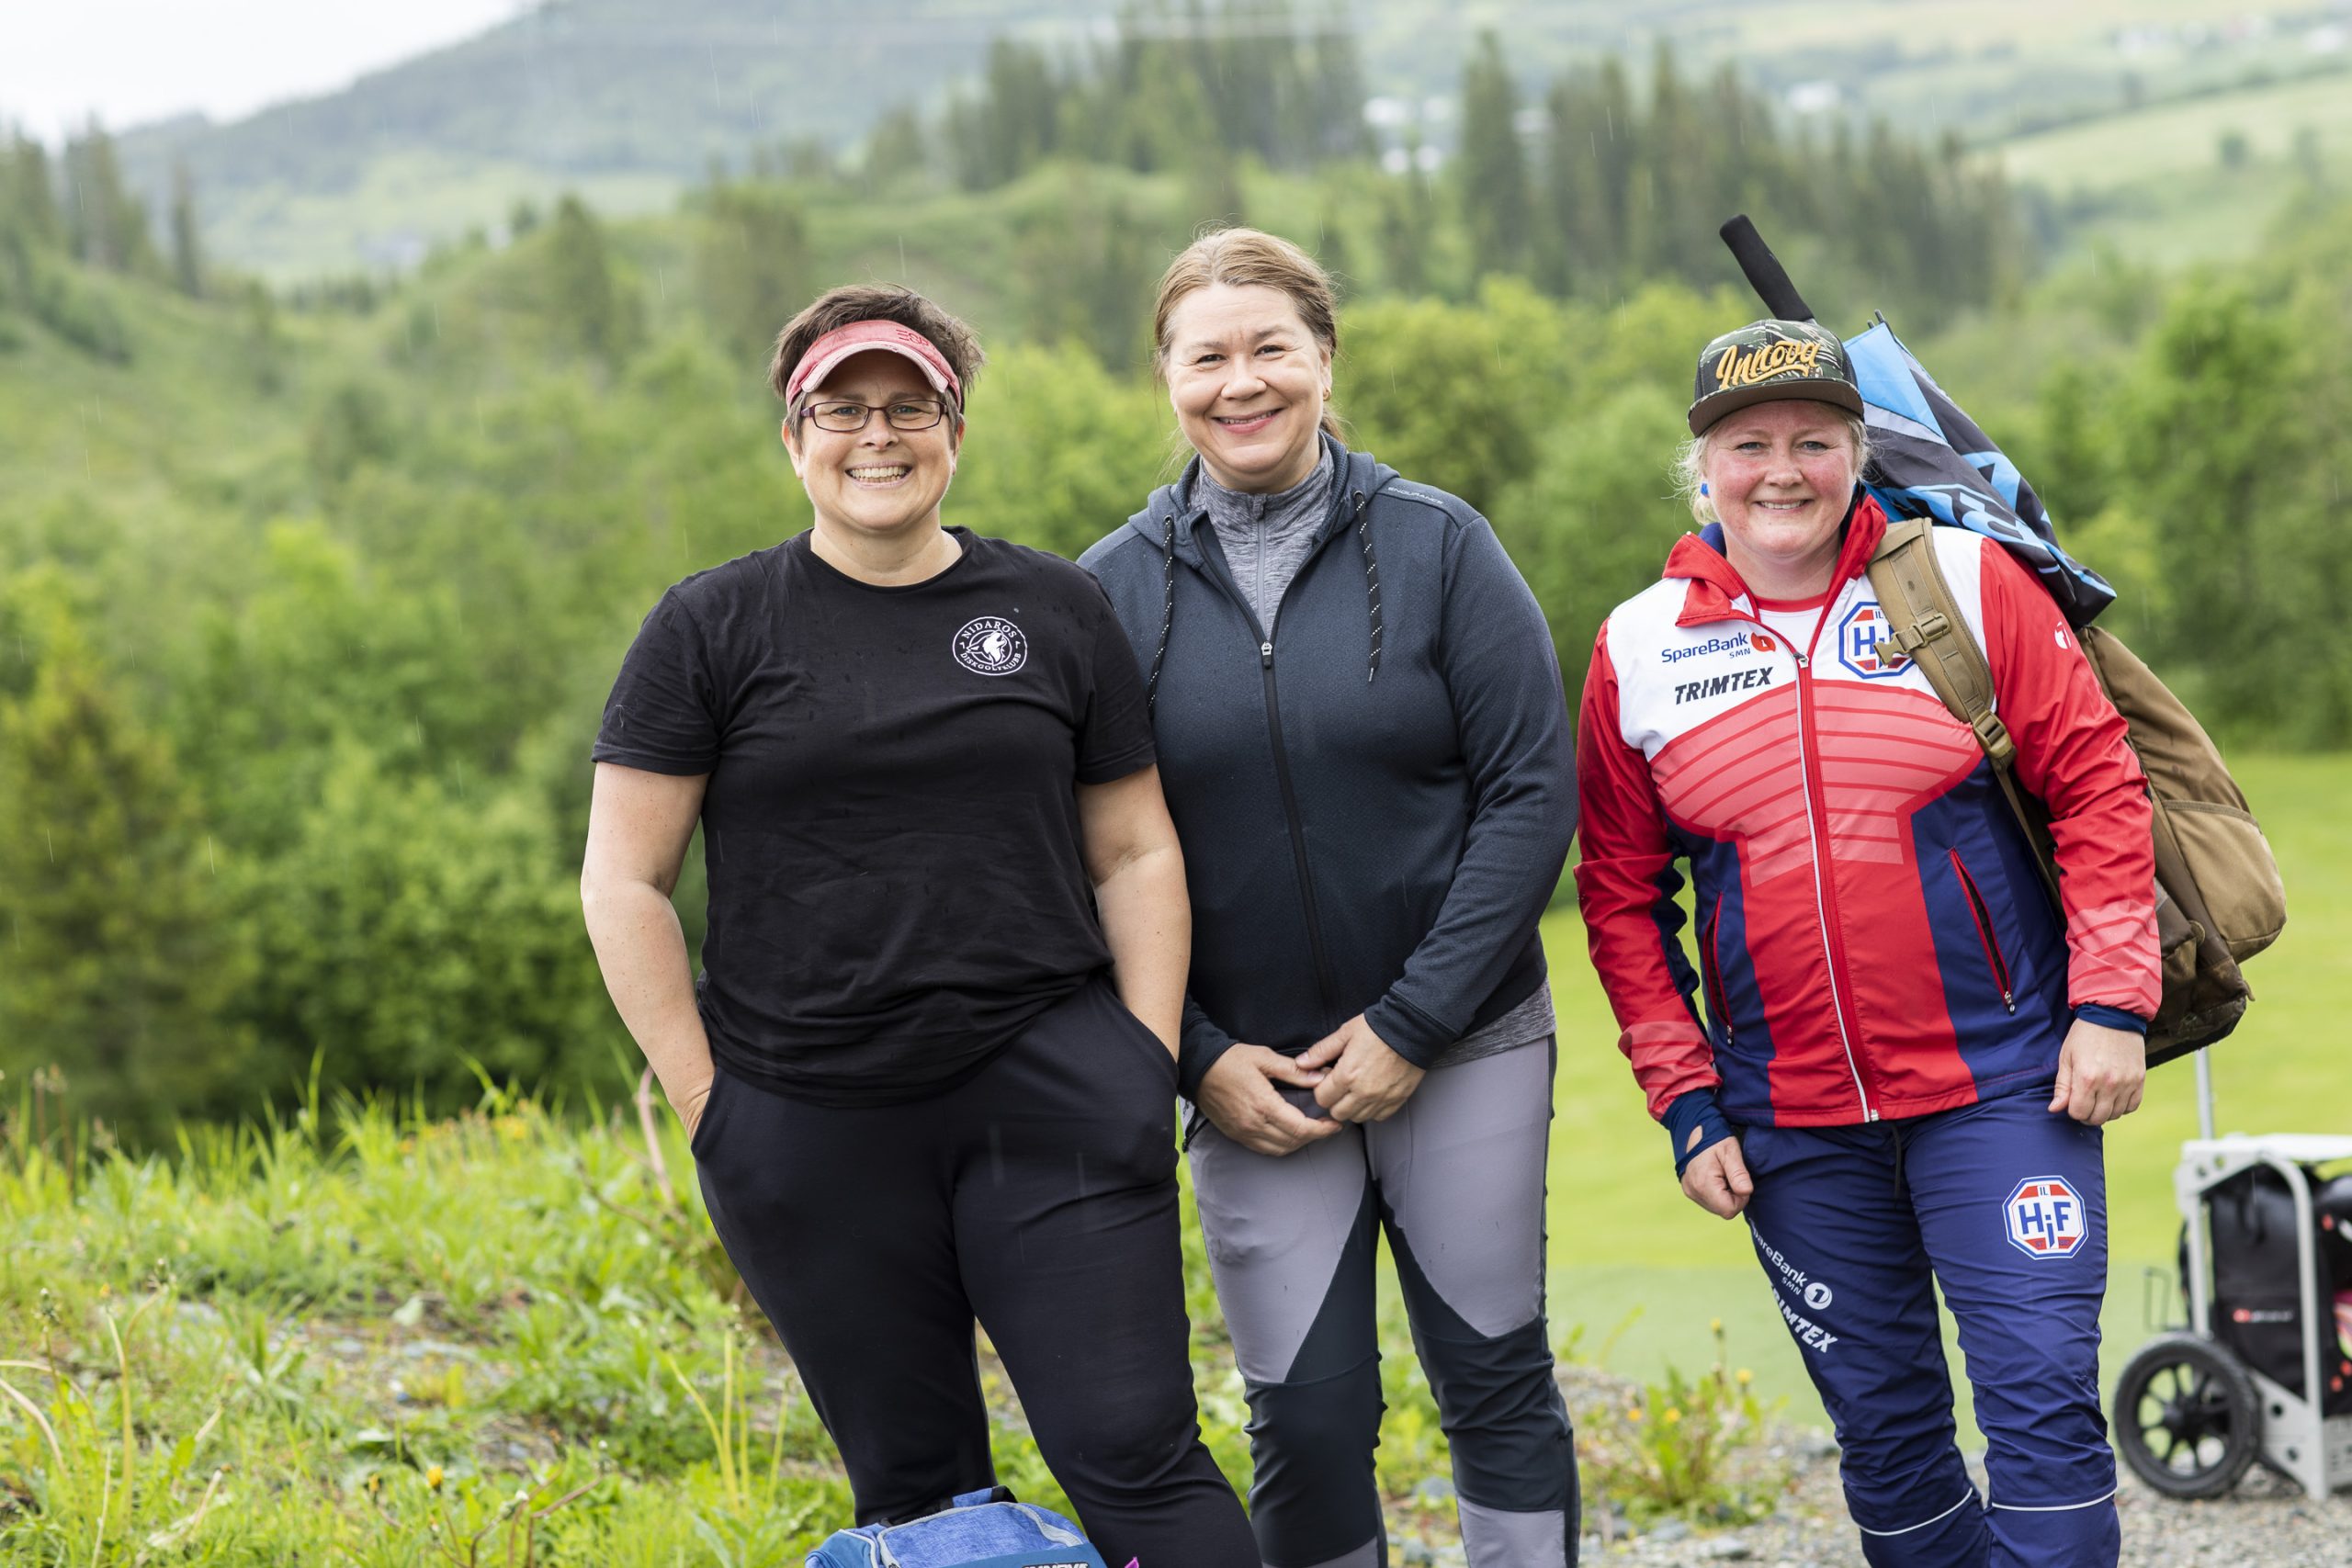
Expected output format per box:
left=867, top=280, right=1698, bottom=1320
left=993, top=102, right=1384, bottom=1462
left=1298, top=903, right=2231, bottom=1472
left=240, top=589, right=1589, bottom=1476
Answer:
left=953, top=616, right=1027, bottom=676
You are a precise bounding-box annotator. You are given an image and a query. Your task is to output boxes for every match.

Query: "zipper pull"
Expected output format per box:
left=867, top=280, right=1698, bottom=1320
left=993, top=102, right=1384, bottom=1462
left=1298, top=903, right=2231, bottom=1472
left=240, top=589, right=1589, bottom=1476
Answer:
left=2002, top=988, right=2016, bottom=1013
left=1796, top=653, right=1809, bottom=669
left=1260, top=641, right=1273, bottom=667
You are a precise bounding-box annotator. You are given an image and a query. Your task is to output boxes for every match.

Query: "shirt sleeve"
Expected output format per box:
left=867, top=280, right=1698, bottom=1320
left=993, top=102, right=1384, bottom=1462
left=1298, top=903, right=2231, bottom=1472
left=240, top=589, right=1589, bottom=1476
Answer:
left=1074, top=576, right=1159, bottom=785
left=1573, top=625, right=1719, bottom=1120
left=1177, top=994, right=1239, bottom=1103
left=1358, top=512, right=1578, bottom=1067
left=592, top=588, right=723, bottom=775
left=1975, top=539, right=2160, bottom=1021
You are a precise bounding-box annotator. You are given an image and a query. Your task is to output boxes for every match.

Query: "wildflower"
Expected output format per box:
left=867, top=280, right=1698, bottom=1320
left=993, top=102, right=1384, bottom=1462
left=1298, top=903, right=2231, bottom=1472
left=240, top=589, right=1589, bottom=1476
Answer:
left=425, top=1464, right=445, bottom=1490
left=1736, top=1368, right=1754, bottom=1386
left=1662, top=1407, right=1682, bottom=1426
left=1710, top=1316, right=1723, bottom=1334
left=1626, top=1405, right=1644, bottom=1423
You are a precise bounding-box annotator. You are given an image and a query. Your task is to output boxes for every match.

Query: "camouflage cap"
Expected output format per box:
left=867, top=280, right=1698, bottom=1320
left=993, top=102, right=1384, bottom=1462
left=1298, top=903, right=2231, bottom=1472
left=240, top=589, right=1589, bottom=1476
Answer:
left=1688, top=318, right=1862, bottom=435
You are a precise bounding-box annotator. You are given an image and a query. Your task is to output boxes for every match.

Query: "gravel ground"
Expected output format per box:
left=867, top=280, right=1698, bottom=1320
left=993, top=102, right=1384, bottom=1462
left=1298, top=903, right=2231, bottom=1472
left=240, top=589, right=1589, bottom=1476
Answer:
left=1388, top=1366, right=2350, bottom=1568
left=1574, top=1447, right=2351, bottom=1567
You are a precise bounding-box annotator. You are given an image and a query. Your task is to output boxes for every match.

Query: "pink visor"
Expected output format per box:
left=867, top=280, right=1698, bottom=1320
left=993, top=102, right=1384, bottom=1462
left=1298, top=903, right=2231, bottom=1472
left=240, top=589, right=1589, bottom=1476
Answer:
left=784, top=321, right=963, bottom=412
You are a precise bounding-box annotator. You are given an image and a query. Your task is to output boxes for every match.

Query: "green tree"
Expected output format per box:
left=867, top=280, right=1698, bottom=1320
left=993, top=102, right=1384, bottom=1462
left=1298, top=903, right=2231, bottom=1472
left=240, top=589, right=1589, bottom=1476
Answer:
left=1489, top=385, right=1694, bottom=672
left=864, top=105, right=930, bottom=186
left=168, top=162, right=204, bottom=298
left=1456, top=32, right=1529, bottom=276
left=230, top=740, right=620, bottom=1104
left=1377, top=153, right=1435, bottom=297
left=1341, top=293, right=1543, bottom=513
left=0, top=587, right=254, bottom=1137
left=59, top=122, right=158, bottom=276
left=693, top=181, right=810, bottom=361
left=541, top=194, right=639, bottom=367
left=1, top=133, right=62, bottom=249
left=2114, top=283, right=2342, bottom=739
left=950, top=342, right=1169, bottom=560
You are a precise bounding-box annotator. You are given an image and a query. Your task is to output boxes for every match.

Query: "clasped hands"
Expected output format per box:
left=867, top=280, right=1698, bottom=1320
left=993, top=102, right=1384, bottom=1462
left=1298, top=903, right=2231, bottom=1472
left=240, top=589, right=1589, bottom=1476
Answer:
left=1197, top=1013, right=1425, bottom=1156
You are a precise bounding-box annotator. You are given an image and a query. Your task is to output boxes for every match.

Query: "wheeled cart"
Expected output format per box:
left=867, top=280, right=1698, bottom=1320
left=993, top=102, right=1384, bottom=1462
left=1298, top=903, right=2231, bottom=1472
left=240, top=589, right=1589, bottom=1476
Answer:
left=2111, top=1056, right=2352, bottom=1500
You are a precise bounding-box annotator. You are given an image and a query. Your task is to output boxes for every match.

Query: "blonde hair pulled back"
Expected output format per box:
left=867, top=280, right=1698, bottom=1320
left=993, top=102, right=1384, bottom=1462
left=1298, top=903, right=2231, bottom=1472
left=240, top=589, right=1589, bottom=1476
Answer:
left=1150, top=227, right=1346, bottom=446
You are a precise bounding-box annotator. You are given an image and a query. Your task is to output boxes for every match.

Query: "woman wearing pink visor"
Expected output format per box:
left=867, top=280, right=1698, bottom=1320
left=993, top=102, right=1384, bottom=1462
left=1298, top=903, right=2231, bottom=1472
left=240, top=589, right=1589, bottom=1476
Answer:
left=581, top=283, right=1257, bottom=1563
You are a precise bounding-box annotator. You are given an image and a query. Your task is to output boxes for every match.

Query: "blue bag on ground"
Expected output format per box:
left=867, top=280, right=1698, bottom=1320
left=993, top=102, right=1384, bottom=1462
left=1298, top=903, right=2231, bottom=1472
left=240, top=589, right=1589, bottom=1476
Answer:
left=806, top=1487, right=1112, bottom=1568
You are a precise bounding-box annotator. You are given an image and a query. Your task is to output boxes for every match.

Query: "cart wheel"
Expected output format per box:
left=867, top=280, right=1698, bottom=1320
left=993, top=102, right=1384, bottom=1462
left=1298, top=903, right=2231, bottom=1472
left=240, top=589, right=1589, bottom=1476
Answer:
left=2113, top=1333, right=2261, bottom=1499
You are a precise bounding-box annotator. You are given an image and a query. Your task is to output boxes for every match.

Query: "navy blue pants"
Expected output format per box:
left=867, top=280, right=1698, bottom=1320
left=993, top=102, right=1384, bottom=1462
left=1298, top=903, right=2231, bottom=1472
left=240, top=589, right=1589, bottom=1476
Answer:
left=1740, top=1089, right=2118, bottom=1567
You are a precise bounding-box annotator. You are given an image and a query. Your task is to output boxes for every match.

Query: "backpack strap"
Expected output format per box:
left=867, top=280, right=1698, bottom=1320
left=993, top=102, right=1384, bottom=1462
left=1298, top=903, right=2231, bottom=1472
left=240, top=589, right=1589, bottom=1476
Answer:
left=1865, top=518, right=2063, bottom=909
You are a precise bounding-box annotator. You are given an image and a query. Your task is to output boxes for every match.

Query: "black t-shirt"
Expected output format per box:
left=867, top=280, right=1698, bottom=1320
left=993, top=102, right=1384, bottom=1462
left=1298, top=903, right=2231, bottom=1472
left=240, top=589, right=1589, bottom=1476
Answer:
left=593, top=528, right=1157, bottom=1105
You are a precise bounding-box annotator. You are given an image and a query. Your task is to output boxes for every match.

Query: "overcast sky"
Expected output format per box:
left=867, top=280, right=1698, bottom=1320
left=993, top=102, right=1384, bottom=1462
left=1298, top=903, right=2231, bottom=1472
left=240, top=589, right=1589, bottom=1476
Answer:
left=1, top=0, right=527, bottom=141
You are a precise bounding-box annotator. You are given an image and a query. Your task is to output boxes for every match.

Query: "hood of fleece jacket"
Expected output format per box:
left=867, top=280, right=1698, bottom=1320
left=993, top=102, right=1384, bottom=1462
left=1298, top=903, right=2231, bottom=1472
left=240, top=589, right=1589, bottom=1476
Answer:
left=1663, top=491, right=1889, bottom=627
left=1123, top=434, right=1400, bottom=562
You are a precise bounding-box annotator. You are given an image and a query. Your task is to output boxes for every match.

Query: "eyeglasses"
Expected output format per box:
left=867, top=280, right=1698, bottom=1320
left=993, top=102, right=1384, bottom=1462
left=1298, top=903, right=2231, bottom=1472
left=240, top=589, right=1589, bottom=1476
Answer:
left=798, top=398, right=951, bottom=433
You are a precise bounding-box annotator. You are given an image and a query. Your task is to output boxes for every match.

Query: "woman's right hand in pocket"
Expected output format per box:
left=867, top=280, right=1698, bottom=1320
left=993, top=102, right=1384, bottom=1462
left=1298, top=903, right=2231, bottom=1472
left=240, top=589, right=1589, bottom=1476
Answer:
left=1680, top=1134, right=1754, bottom=1219
left=1199, top=1045, right=1345, bottom=1156
left=676, top=1076, right=715, bottom=1142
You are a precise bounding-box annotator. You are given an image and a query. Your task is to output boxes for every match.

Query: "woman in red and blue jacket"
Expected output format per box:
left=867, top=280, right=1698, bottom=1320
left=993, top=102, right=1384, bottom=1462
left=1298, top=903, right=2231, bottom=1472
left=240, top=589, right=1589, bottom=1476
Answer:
left=1576, top=319, right=2159, bottom=1568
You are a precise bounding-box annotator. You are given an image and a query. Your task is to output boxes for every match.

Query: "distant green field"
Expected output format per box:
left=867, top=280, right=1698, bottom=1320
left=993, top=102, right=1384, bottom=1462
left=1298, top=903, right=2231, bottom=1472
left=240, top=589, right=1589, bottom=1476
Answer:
left=1998, top=71, right=2352, bottom=191
left=1537, top=752, right=2347, bottom=1426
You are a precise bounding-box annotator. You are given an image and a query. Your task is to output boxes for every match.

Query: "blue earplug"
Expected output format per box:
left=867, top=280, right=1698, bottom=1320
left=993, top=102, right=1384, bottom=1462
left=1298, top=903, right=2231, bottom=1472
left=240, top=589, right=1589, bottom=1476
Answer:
left=1700, top=481, right=1710, bottom=497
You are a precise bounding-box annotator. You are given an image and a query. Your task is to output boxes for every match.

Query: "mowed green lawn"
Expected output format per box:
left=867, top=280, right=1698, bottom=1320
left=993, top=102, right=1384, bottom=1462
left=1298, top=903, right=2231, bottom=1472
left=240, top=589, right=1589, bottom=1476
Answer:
left=1534, top=752, right=2348, bottom=1426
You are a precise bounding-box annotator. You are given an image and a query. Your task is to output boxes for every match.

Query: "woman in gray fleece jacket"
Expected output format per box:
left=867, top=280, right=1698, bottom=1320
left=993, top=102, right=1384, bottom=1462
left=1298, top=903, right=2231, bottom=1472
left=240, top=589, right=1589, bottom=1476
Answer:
left=1079, top=228, right=1581, bottom=1568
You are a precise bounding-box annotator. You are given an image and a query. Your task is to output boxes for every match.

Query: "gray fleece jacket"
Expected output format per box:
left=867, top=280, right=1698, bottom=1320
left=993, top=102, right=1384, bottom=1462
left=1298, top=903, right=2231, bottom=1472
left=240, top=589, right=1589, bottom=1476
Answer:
left=1079, top=436, right=1577, bottom=1099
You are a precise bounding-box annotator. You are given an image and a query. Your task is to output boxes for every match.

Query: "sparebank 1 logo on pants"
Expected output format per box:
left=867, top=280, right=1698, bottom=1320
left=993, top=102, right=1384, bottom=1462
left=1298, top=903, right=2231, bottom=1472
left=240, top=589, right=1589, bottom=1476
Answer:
left=2002, top=1176, right=2088, bottom=1260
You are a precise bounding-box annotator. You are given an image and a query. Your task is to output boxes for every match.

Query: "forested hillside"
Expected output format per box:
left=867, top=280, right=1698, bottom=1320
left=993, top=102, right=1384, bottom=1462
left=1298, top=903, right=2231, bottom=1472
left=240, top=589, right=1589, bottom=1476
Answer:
left=89, top=0, right=2352, bottom=276
left=4, top=11, right=2349, bottom=1139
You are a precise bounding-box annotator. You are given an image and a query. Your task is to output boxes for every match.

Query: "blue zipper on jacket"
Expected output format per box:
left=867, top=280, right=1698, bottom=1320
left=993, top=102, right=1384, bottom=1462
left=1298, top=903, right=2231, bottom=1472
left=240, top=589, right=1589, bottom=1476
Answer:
left=1185, top=491, right=1370, bottom=1032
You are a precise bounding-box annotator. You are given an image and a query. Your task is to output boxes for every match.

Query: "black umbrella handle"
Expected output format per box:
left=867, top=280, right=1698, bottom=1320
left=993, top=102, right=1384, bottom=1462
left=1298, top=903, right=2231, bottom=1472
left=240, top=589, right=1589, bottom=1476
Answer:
left=1721, top=214, right=1813, bottom=321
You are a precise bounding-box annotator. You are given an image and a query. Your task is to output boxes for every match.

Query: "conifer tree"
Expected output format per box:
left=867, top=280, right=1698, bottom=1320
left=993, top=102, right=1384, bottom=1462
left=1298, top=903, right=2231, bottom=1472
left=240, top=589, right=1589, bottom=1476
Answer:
left=3, top=133, right=62, bottom=248
left=169, top=162, right=204, bottom=298
left=1456, top=31, right=1530, bottom=276
left=60, top=122, right=157, bottom=276
left=544, top=194, right=636, bottom=367
left=694, top=180, right=810, bottom=360
left=864, top=106, right=930, bottom=186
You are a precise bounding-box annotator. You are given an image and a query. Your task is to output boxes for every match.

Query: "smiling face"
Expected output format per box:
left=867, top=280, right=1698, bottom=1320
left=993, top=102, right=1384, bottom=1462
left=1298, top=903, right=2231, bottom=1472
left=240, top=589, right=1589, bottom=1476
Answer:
left=781, top=348, right=961, bottom=544
left=1163, top=282, right=1334, bottom=495
left=1699, top=399, right=1863, bottom=599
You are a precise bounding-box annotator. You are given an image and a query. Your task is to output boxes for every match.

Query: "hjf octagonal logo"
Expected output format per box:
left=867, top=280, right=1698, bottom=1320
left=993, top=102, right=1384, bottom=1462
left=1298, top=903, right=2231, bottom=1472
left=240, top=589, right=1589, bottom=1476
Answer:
left=2002, top=1176, right=2088, bottom=1261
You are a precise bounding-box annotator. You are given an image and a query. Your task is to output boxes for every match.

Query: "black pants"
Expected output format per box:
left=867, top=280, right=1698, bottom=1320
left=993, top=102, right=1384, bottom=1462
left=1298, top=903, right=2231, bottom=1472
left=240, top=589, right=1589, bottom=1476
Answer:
left=693, top=976, right=1260, bottom=1567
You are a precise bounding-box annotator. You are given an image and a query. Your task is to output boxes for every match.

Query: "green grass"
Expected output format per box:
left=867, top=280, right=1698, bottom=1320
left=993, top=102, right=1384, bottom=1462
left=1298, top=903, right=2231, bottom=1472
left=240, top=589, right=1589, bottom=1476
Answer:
left=1, top=756, right=2339, bottom=1554
left=1539, top=751, right=2348, bottom=1428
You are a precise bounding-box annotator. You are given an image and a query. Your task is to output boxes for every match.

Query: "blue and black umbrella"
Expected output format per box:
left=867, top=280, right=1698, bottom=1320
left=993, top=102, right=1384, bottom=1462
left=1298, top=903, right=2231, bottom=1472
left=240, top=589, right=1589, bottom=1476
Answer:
left=1721, top=217, right=2116, bottom=627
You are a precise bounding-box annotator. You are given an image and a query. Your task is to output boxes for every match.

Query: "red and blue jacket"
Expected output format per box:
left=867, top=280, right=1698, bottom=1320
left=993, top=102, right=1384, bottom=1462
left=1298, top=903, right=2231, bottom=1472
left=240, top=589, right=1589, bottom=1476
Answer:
left=1576, top=499, right=2159, bottom=1130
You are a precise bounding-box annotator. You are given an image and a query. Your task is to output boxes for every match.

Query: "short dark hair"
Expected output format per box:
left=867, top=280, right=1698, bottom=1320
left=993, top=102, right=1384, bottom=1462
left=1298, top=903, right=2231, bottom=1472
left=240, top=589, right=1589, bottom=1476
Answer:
left=766, top=284, right=986, bottom=411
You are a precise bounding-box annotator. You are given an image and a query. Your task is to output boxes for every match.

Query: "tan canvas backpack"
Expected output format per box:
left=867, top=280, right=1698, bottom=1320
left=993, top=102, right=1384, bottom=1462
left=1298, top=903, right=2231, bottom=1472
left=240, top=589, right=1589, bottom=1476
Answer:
left=1866, top=517, right=2287, bottom=1065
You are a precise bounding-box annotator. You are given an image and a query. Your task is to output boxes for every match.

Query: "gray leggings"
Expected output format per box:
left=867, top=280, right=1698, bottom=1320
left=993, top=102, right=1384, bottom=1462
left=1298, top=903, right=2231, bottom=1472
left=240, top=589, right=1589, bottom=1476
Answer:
left=1189, top=1039, right=1577, bottom=1568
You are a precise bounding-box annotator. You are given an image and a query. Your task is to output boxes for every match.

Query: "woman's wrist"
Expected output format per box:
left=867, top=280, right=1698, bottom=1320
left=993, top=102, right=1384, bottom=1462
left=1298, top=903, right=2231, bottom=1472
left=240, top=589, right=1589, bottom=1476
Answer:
left=1662, top=1088, right=1736, bottom=1179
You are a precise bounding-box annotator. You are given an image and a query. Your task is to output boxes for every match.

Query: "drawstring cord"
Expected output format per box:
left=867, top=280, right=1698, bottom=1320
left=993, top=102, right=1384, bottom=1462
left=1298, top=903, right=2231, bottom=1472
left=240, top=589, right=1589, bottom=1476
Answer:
left=1145, top=488, right=1381, bottom=717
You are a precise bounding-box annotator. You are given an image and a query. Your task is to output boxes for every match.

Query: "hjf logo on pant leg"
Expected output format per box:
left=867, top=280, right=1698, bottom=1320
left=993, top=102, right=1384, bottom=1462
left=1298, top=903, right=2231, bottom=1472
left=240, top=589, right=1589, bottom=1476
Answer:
left=2001, top=1176, right=2087, bottom=1259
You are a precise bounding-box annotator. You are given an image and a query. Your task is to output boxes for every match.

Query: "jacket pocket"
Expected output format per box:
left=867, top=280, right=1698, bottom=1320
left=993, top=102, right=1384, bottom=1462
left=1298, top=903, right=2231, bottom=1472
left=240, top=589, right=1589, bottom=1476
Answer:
left=1949, top=850, right=2017, bottom=1013
left=1699, top=895, right=1735, bottom=1045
